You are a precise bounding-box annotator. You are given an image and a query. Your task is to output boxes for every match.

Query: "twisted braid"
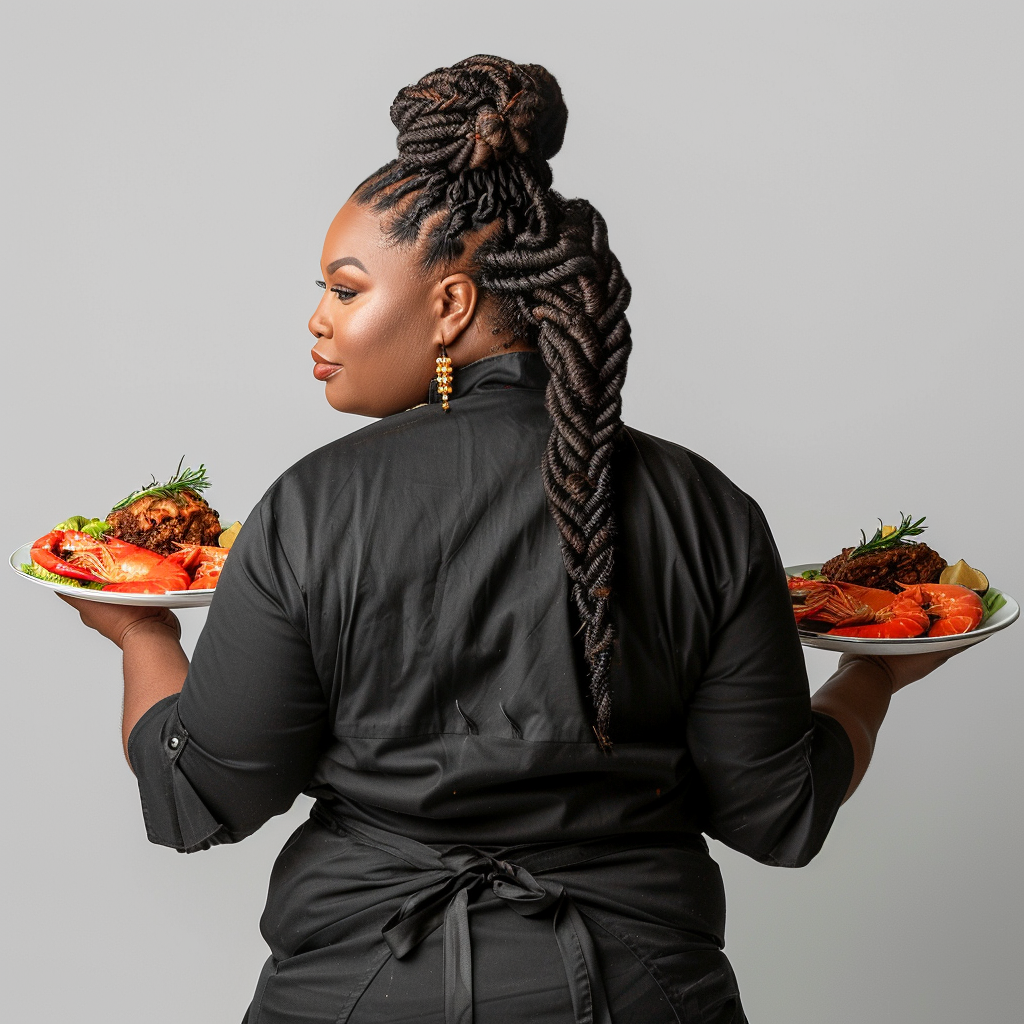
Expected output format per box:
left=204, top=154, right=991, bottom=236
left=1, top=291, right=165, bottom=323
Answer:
left=357, top=56, right=632, bottom=747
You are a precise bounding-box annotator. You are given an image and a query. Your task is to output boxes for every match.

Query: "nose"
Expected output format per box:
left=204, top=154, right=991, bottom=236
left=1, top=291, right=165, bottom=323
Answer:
left=308, top=298, right=331, bottom=340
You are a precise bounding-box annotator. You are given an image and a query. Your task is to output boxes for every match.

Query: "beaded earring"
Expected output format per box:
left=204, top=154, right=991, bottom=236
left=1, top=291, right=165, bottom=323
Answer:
left=435, top=343, right=453, bottom=412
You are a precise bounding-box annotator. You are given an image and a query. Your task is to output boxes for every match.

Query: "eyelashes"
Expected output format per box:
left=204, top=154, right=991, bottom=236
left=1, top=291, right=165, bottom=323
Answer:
left=315, top=280, right=357, bottom=301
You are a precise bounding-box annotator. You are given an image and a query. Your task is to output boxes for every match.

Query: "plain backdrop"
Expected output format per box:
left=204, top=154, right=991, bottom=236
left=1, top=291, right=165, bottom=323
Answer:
left=1, top=3, right=1021, bottom=1022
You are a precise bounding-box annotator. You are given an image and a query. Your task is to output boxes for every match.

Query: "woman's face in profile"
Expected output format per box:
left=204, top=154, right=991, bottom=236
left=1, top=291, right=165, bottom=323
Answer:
left=309, top=200, right=442, bottom=417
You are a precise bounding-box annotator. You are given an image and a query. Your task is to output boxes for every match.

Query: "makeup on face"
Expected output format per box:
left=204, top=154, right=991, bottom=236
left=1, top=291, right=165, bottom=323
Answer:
left=311, top=358, right=343, bottom=382
left=327, top=256, right=368, bottom=274
left=306, top=202, right=442, bottom=416
left=311, top=257, right=368, bottom=380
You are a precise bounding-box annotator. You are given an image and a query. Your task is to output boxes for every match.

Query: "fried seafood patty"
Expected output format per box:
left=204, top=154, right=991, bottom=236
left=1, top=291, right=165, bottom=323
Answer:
left=821, top=543, right=947, bottom=592
left=105, top=493, right=222, bottom=555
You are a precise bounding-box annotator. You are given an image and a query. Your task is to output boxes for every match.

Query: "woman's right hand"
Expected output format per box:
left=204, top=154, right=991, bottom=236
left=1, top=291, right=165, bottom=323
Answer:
left=838, top=648, right=963, bottom=694
left=57, top=593, right=181, bottom=649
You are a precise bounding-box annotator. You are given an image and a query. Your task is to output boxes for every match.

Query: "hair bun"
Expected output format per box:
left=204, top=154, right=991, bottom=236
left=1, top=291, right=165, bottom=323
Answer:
left=390, top=55, right=567, bottom=181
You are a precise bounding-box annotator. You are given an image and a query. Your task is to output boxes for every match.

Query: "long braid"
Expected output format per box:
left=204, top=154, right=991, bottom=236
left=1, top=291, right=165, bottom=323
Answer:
left=357, top=56, right=632, bottom=747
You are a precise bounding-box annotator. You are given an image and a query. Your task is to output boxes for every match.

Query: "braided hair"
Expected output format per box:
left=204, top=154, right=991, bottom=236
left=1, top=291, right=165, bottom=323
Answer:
left=356, top=55, right=632, bottom=748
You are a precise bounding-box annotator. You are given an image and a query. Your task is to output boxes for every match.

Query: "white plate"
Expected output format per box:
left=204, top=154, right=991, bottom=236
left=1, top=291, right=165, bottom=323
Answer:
left=785, top=563, right=1019, bottom=655
left=9, top=543, right=215, bottom=609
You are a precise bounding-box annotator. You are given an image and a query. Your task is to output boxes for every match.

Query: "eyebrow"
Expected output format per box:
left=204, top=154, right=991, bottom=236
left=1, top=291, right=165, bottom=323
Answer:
left=327, top=256, right=368, bottom=274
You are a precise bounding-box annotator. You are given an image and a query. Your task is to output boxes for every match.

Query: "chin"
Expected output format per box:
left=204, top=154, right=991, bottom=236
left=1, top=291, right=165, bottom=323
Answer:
left=324, top=381, right=385, bottom=418
left=324, top=377, right=356, bottom=414
left=326, top=390, right=362, bottom=415
left=324, top=372, right=426, bottom=418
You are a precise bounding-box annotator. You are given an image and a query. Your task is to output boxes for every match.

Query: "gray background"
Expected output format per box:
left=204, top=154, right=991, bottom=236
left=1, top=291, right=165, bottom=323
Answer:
left=1, top=2, right=1020, bottom=1021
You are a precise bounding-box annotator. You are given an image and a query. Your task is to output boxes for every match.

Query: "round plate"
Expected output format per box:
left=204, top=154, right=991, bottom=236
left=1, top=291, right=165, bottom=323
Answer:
left=9, top=543, right=215, bottom=609
left=784, top=563, right=1019, bottom=654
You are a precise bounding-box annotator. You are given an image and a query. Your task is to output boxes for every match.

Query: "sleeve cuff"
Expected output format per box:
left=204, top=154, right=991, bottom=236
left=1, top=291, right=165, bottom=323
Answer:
left=127, top=694, right=227, bottom=854
left=762, top=710, right=855, bottom=868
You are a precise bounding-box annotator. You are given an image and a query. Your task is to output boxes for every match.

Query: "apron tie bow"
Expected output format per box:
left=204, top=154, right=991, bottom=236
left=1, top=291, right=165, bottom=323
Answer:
left=378, top=846, right=611, bottom=1024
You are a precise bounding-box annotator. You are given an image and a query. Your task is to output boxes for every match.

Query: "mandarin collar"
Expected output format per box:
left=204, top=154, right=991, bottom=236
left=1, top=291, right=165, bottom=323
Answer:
left=427, top=351, right=549, bottom=405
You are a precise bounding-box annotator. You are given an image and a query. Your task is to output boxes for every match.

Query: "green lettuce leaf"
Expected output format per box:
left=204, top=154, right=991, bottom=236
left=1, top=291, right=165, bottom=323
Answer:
left=20, top=563, right=103, bottom=589
left=52, top=515, right=90, bottom=531
left=81, top=519, right=111, bottom=539
left=981, top=588, right=1006, bottom=622
left=52, top=516, right=111, bottom=539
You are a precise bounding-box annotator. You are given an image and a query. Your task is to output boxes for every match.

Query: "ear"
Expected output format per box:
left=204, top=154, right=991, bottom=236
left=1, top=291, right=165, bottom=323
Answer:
left=432, top=273, right=479, bottom=350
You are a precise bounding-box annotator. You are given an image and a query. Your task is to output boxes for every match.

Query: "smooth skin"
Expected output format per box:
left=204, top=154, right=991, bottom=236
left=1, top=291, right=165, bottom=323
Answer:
left=59, top=199, right=955, bottom=792
left=309, top=200, right=531, bottom=417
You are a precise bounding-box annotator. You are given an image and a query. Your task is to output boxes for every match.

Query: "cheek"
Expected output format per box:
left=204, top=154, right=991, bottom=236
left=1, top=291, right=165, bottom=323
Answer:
left=359, top=301, right=428, bottom=352
left=340, top=311, right=426, bottom=394
left=326, top=292, right=437, bottom=413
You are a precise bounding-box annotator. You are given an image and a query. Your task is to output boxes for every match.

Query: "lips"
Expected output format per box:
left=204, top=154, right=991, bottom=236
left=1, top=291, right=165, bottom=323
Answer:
left=312, top=359, right=343, bottom=382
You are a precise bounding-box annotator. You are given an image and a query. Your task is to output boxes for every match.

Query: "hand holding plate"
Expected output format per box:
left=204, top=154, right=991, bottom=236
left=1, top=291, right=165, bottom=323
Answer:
left=56, top=593, right=181, bottom=649
left=838, top=648, right=964, bottom=694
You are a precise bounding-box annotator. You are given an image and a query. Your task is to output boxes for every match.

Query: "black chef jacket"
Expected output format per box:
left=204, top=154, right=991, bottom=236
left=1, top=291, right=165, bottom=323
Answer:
left=129, top=351, right=853, bottom=1024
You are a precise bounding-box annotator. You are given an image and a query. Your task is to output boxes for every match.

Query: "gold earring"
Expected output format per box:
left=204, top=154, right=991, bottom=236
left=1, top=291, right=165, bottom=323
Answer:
left=435, top=343, right=452, bottom=412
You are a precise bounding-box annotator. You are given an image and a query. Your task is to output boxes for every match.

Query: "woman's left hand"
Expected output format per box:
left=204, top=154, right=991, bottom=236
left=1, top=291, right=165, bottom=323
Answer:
left=57, top=594, right=181, bottom=649
left=838, top=648, right=963, bottom=694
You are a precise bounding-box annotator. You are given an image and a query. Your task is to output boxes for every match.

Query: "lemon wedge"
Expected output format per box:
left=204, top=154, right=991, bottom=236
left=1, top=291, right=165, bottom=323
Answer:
left=218, top=521, right=243, bottom=549
left=939, top=558, right=989, bottom=595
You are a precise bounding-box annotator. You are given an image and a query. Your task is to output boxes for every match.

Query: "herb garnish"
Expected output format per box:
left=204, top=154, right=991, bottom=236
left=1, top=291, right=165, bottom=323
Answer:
left=110, top=458, right=211, bottom=511
left=848, top=513, right=927, bottom=560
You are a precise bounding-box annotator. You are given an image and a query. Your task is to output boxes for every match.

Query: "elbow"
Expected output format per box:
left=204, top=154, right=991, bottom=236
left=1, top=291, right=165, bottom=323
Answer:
left=708, top=781, right=842, bottom=868
left=712, top=825, right=829, bottom=869
left=763, top=838, right=829, bottom=869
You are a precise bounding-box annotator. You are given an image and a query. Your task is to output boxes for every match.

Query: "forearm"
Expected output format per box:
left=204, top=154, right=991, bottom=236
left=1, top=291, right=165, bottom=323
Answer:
left=811, top=655, right=894, bottom=802
left=121, top=619, right=190, bottom=764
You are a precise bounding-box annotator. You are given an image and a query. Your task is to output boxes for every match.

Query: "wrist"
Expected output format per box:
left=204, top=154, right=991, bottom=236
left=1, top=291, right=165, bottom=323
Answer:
left=838, top=653, right=897, bottom=695
left=118, top=615, right=181, bottom=650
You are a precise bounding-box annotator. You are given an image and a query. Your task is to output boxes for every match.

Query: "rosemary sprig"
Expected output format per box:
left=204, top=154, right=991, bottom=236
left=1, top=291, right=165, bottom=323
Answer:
left=848, top=513, right=927, bottom=560
left=109, top=457, right=211, bottom=511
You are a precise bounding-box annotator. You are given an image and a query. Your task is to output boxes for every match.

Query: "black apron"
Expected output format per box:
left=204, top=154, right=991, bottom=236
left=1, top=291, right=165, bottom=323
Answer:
left=242, top=807, right=747, bottom=1024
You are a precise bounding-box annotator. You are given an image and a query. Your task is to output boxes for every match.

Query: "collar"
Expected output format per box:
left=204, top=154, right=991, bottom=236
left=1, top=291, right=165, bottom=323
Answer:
left=427, top=351, right=549, bottom=405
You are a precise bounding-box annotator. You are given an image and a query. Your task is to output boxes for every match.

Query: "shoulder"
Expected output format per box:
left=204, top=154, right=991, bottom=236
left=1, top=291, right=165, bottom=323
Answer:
left=617, top=427, right=779, bottom=603
left=619, top=425, right=757, bottom=523
left=297, top=404, right=439, bottom=472
left=258, top=405, right=440, bottom=513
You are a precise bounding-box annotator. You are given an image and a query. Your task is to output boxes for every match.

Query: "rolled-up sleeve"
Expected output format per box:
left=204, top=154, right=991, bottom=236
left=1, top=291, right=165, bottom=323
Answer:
left=686, top=499, right=854, bottom=868
left=127, top=499, right=328, bottom=853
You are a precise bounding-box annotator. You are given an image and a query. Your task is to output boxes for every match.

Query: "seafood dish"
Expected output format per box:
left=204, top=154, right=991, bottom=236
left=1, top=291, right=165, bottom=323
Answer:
left=17, top=462, right=240, bottom=596
left=789, top=578, right=984, bottom=640
left=789, top=514, right=1004, bottom=642
left=29, top=532, right=228, bottom=594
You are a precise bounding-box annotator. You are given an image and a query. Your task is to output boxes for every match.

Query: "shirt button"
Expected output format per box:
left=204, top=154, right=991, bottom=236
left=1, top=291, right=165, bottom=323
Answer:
left=168, top=736, right=181, bottom=750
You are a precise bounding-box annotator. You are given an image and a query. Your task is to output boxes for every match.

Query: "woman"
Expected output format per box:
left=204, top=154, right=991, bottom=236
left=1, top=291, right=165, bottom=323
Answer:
left=63, top=56, right=951, bottom=1023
